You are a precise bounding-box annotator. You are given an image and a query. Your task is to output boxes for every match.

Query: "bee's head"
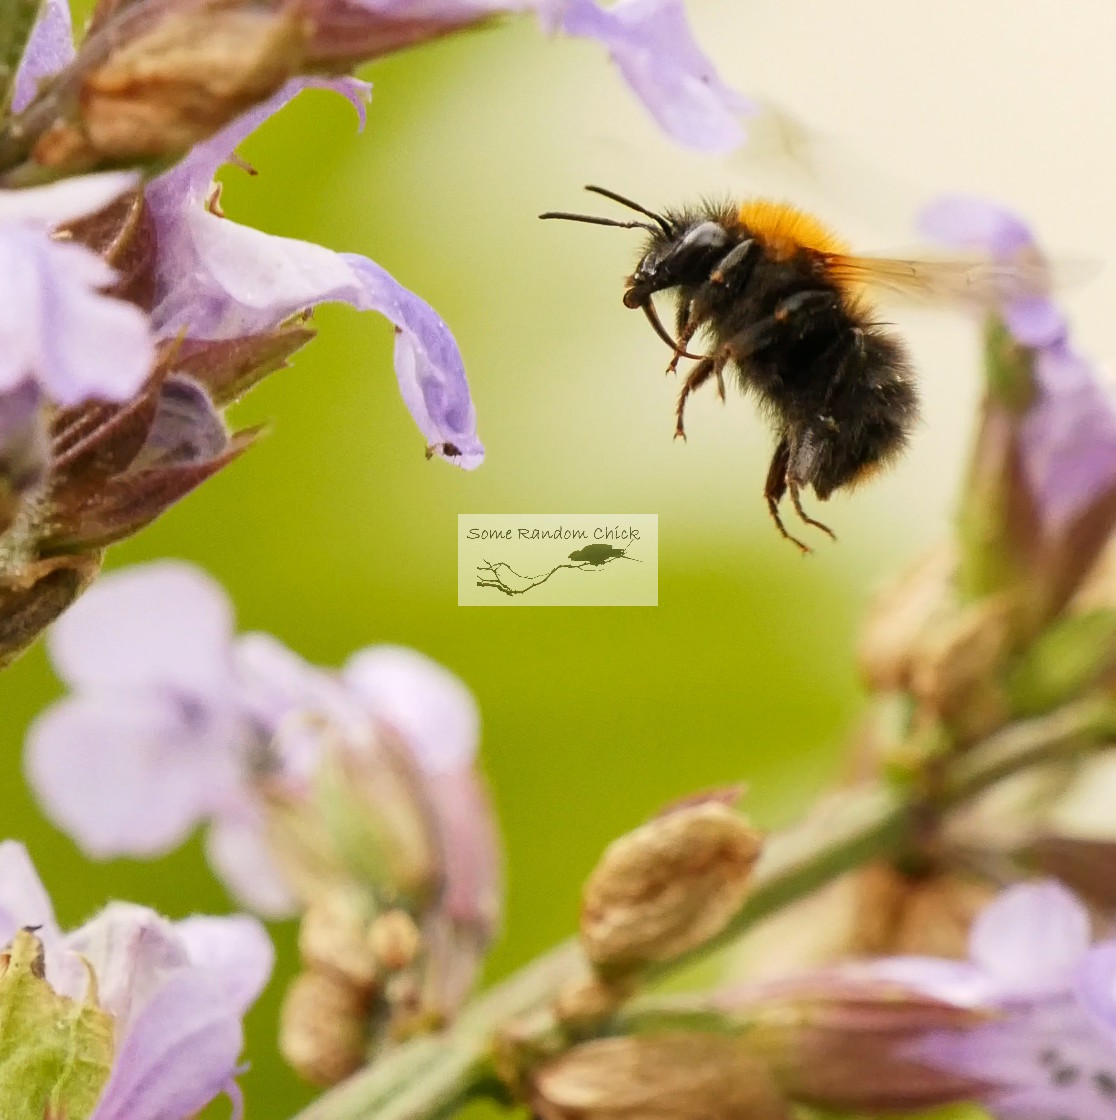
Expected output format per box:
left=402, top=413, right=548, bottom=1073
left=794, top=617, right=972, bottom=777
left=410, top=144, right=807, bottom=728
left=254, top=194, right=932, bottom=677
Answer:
left=540, top=186, right=732, bottom=354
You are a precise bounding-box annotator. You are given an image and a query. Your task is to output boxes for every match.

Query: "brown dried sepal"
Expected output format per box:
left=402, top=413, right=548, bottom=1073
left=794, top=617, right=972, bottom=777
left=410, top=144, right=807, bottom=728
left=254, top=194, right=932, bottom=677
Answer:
left=532, top=1033, right=789, bottom=1120
left=580, top=798, right=762, bottom=975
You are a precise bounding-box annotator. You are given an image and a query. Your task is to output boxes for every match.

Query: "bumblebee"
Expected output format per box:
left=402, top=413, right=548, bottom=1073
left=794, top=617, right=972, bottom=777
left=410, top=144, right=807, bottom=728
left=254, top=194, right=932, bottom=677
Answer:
left=540, top=187, right=1041, bottom=553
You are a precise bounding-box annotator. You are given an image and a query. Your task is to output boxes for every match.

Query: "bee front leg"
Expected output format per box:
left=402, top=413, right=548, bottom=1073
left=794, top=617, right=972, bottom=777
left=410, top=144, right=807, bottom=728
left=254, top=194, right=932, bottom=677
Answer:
left=674, top=356, right=715, bottom=440
left=666, top=313, right=699, bottom=377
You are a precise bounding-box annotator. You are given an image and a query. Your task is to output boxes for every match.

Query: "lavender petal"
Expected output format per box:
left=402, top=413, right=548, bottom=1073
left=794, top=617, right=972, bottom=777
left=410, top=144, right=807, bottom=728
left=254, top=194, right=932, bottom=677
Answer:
left=11, top=0, right=74, bottom=112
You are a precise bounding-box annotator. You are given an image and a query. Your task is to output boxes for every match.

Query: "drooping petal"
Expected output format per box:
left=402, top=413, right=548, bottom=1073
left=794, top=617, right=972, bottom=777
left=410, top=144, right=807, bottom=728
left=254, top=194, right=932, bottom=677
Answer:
left=47, top=560, right=236, bottom=695
left=204, top=816, right=300, bottom=919
left=25, top=693, right=235, bottom=858
left=89, top=968, right=248, bottom=1120
left=543, top=0, right=753, bottom=151
left=144, top=78, right=482, bottom=467
left=174, top=914, right=274, bottom=1015
left=0, top=172, right=138, bottom=228
left=0, top=228, right=154, bottom=403
left=11, top=0, right=75, bottom=113
left=968, top=881, right=1092, bottom=997
left=342, top=645, right=480, bottom=773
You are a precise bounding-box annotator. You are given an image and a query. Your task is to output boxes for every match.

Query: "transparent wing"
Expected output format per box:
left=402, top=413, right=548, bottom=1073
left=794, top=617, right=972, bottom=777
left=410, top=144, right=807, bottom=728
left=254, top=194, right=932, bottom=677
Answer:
left=824, top=250, right=1070, bottom=308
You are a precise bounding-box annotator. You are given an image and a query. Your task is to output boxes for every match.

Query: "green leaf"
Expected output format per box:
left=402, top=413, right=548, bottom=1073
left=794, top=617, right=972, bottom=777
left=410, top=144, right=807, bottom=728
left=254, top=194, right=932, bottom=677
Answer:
left=0, top=0, right=44, bottom=120
left=0, top=928, right=115, bottom=1120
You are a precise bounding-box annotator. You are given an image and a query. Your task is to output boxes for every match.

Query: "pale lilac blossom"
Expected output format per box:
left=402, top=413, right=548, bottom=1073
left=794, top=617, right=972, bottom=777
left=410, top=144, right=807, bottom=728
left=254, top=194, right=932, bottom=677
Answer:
left=0, top=841, right=272, bottom=1120
left=11, top=0, right=74, bottom=113
left=920, top=195, right=1116, bottom=539
left=539, top=0, right=754, bottom=151
left=860, top=881, right=1116, bottom=1120
left=26, top=560, right=502, bottom=937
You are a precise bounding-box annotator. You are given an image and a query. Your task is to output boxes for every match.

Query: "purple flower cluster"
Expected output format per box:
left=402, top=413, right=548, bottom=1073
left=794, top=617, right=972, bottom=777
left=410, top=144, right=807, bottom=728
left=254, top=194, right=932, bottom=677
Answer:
left=26, top=561, right=501, bottom=936
left=860, top=881, right=1116, bottom=1120
left=0, top=841, right=272, bottom=1120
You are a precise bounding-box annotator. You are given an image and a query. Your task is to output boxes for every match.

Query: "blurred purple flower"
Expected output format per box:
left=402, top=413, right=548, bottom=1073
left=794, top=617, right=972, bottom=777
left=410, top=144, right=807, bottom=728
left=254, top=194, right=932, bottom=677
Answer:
left=11, top=0, right=74, bottom=113
left=0, top=840, right=272, bottom=1120
left=920, top=195, right=1116, bottom=541
left=862, top=881, right=1116, bottom=1120
left=26, top=561, right=502, bottom=936
left=145, top=77, right=483, bottom=468
left=539, top=0, right=754, bottom=151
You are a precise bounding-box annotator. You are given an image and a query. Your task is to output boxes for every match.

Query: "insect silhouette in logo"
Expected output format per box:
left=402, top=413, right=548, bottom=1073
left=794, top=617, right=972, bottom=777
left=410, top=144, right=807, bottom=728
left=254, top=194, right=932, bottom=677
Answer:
left=540, top=186, right=1046, bottom=553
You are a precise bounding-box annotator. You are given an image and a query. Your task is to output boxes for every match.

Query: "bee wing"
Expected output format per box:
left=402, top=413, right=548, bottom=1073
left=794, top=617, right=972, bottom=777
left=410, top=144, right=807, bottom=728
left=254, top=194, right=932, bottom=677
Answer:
left=825, top=251, right=1063, bottom=309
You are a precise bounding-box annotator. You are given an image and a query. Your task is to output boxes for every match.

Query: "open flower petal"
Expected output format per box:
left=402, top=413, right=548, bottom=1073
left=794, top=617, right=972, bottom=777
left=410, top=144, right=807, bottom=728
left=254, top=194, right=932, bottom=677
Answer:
left=47, top=561, right=235, bottom=695
left=0, top=840, right=60, bottom=940
left=25, top=694, right=232, bottom=858
left=90, top=968, right=247, bottom=1120
left=205, top=816, right=299, bottom=919
left=175, top=914, right=274, bottom=1015
left=343, top=644, right=480, bottom=772
left=0, top=228, right=154, bottom=403
left=969, top=881, right=1091, bottom=996
left=545, top=0, right=752, bottom=151
left=0, top=173, right=138, bottom=228
left=11, top=0, right=74, bottom=113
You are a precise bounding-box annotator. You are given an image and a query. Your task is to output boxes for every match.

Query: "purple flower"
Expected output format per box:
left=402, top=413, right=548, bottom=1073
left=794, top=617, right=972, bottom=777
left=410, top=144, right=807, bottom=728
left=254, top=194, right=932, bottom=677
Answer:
left=539, top=0, right=754, bottom=151
left=144, top=77, right=484, bottom=468
left=862, top=881, right=1116, bottom=1120
left=0, top=174, right=156, bottom=420
left=0, top=840, right=272, bottom=1120
left=26, top=561, right=503, bottom=944
left=919, top=195, right=1116, bottom=542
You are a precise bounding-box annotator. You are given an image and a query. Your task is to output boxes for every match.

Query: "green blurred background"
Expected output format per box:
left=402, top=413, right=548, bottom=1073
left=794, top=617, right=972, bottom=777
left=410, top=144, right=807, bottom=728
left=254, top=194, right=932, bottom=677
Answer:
left=10, top=0, right=1113, bottom=1115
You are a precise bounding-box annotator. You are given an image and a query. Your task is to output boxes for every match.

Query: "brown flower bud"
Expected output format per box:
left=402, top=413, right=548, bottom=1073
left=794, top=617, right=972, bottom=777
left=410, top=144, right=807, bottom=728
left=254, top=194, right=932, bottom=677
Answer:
left=580, top=796, right=762, bottom=974
left=33, top=1, right=306, bottom=171
left=280, top=970, right=369, bottom=1086
left=299, top=886, right=379, bottom=992
left=368, top=909, right=421, bottom=973
left=532, top=1033, right=789, bottom=1120
left=738, top=977, right=989, bottom=1112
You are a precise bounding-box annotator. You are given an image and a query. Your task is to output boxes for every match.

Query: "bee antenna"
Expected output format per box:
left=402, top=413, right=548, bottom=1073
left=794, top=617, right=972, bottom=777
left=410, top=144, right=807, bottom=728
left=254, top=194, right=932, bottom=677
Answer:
left=583, top=185, right=673, bottom=236
left=538, top=211, right=659, bottom=233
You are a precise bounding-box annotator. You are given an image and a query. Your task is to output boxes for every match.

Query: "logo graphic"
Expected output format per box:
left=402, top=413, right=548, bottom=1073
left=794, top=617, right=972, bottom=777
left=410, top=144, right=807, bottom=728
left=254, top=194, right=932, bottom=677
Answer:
left=458, top=516, right=658, bottom=606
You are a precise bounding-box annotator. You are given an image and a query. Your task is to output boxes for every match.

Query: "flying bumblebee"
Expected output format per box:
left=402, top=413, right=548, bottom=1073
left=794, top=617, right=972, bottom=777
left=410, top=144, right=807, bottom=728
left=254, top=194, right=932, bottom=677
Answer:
left=540, top=187, right=1047, bottom=553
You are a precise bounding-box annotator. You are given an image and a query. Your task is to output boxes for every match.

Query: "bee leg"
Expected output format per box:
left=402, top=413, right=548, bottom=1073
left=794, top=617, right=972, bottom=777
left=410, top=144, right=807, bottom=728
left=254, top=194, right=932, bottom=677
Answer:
left=674, top=356, right=715, bottom=440
left=763, top=438, right=812, bottom=555
left=666, top=314, right=699, bottom=377
left=786, top=433, right=837, bottom=542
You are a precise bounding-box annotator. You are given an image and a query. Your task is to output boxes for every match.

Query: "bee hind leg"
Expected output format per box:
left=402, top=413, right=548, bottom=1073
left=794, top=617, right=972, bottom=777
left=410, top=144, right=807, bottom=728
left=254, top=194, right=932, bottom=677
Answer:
left=763, top=438, right=812, bottom=555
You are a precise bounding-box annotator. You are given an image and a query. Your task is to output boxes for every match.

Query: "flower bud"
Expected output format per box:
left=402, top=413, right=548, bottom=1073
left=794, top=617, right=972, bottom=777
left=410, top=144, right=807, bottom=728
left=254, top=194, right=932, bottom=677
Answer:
left=0, top=927, right=115, bottom=1119
left=32, top=1, right=306, bottom=171
left=368, top=909, right=421, bottom=973
left=280, top=969, right=369, bottom=1087
left=531, top=1033, right=789, bottom=1120
left=732, top=976, right=989, bottom=1112
left=299, top=885, right=379, bottom=993
left=580, top=794, right=762, bottom=974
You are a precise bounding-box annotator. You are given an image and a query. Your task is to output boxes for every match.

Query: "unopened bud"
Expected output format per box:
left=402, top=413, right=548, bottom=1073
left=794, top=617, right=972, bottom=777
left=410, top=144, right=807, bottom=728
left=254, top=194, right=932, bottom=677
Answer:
left=33, top=2, right=305, bottom=171
left=532, top=1033, right=788, bottom=1120
left=552, top=976, right=629, bottom=1030
left=299, top=886, right=379, bottom=992
left=280, top=970, right=368, bottom=1087
left=736, top=976, right=989, bottom=1112
left=368, top=909, right=421, bottom=973
left=580, top=795, right=762, bottom=974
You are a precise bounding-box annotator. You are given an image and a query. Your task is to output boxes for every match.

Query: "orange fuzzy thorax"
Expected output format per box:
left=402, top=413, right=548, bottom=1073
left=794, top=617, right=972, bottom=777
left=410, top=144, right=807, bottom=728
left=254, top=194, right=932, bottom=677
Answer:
left=736, top=200, right=849, bottom=261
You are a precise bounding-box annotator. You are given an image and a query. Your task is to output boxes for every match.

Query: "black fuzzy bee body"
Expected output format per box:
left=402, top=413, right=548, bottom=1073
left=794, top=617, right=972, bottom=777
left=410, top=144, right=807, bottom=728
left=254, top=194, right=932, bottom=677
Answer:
left=541, top=189, right=921, bottom=552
